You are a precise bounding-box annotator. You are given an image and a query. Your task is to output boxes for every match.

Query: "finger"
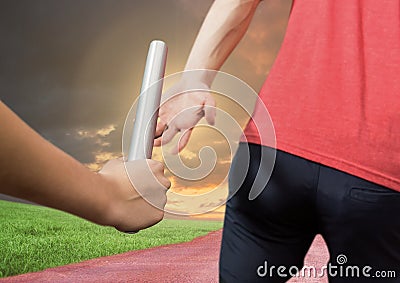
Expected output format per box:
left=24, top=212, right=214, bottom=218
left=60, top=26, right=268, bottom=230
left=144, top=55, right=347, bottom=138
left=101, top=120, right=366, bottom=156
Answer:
left=161, top=177, right=171, bottom=190
left=171, top=128, right=193, bottom=154
left=147, top=159, right=165, bottom=172
left=204, top=94, right=216, bottom=125
left=154, top=121, right=169, bottom=146
left=153, top=170, right=171, bottom=190
left=154, top=137, right=162, bottom=147
left=161, top=125, right=180, bottom=145
left=149, top=198, right=167, bottom=216
left=154, top=120, right=167, bottom=139
left=118, top=156, right=127, bottom=162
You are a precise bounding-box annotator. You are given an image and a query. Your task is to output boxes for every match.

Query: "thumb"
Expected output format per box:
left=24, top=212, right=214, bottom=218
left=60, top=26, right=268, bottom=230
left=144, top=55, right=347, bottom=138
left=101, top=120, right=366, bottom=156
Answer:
left=171, top=128, right=193, bottom=154
left=204, top=94, right=216, bottom=126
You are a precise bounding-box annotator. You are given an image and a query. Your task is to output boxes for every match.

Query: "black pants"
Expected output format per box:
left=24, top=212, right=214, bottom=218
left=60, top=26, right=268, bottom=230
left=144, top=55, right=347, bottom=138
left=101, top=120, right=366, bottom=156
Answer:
left=220, top=143, right=400, bottom=282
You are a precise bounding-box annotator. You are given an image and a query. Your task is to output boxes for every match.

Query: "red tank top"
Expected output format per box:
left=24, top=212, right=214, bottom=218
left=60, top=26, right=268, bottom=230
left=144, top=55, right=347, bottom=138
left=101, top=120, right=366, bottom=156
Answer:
left=243, top=0, right=400, bottom=191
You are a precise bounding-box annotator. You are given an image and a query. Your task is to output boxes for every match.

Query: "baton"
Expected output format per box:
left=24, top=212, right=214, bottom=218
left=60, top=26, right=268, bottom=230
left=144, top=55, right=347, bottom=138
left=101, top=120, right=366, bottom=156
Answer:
left=128, top=40, right=167, bottom=161
left=124, top=41, right=167, bottom=234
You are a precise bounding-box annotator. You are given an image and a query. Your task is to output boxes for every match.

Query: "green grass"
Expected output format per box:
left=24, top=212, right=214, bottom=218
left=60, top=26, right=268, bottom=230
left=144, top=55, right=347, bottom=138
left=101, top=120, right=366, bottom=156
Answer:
left=0, top=200, right=222, bottom=278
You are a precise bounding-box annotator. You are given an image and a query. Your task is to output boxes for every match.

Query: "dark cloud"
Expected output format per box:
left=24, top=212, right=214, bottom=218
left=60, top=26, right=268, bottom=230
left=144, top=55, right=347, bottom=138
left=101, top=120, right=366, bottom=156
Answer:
left=0, top=0, right=210, bottom=163
left=0, top=0, right=289, bottom=166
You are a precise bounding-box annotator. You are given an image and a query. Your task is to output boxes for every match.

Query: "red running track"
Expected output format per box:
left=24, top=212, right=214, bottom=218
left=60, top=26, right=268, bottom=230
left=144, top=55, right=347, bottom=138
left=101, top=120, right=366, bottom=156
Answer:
left=1, top=230, right=329, bottom=283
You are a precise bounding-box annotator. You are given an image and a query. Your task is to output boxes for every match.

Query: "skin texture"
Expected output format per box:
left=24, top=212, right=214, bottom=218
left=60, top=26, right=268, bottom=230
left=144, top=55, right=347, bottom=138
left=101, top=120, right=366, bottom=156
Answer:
left=155, top=0, right=262, bottom=153
left=0, top=101, right=170, bottom=232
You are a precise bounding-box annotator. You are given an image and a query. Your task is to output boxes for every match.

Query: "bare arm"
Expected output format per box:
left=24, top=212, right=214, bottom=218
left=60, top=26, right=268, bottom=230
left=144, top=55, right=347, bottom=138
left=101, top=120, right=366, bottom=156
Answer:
left=185, top=0, right=262, bottom=85
left=155, top=0, right=262, bottom=152
left=0, top=101, right=170, bottom=232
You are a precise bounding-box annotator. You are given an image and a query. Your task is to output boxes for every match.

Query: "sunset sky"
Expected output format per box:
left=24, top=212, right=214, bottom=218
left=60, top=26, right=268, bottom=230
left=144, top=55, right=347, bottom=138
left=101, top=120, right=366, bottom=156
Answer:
left=0, top=0, right=292, bottom=217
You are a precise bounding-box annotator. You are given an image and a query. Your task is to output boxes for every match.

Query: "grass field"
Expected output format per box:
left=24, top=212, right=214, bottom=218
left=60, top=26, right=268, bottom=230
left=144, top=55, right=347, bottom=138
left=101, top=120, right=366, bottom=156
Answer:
left=0, top=200, right=223, bottom=278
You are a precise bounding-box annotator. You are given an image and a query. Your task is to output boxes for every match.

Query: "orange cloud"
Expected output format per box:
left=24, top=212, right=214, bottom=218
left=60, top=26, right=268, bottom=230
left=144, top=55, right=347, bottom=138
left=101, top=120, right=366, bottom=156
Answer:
left=85, top=151, right=122, bottom=172
left=77, top=124, right=117, bottom=139
left=166, top=182, right=228, bottom=216
left=76, top=125, right=120, bottom=171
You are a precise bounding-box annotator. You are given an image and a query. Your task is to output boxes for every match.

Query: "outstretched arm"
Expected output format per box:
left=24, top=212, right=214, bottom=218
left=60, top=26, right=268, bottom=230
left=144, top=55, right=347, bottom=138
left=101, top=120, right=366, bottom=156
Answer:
left=155, top=0, right=262, bottom=152
left=0, top=101, right=170, bottom=232
left=185, top=0, right=262, bottom=85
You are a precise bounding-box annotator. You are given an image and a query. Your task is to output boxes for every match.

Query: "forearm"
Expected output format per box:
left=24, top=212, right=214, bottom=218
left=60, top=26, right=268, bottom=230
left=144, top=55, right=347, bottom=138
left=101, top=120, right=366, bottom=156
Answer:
left=184, top=0, right=262, bottom=86
left=0, top=101, right=111, bottom=225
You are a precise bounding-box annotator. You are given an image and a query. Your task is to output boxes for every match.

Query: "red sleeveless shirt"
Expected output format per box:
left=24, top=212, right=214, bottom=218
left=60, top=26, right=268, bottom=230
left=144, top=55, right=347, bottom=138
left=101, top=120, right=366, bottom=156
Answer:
left=244, top=0, right=400, bottom=191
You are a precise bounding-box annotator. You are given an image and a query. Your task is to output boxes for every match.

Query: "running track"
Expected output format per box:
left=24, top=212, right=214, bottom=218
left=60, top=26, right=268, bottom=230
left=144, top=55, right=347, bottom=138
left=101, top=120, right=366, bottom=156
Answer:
left=1, top=230, right=329, bottom=282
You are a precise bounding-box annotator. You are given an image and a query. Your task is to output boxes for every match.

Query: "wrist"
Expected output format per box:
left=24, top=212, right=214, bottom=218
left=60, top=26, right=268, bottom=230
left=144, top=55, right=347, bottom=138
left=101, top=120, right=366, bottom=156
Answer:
left=181, top=68, right=216, bottom=88
left=89, top=172, right=119, bottom=227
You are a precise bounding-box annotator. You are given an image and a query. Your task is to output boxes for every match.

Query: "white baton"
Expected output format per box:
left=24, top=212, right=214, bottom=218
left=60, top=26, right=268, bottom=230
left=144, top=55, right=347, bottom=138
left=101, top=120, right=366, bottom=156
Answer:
left=128, top=40, right=167, bottom=161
